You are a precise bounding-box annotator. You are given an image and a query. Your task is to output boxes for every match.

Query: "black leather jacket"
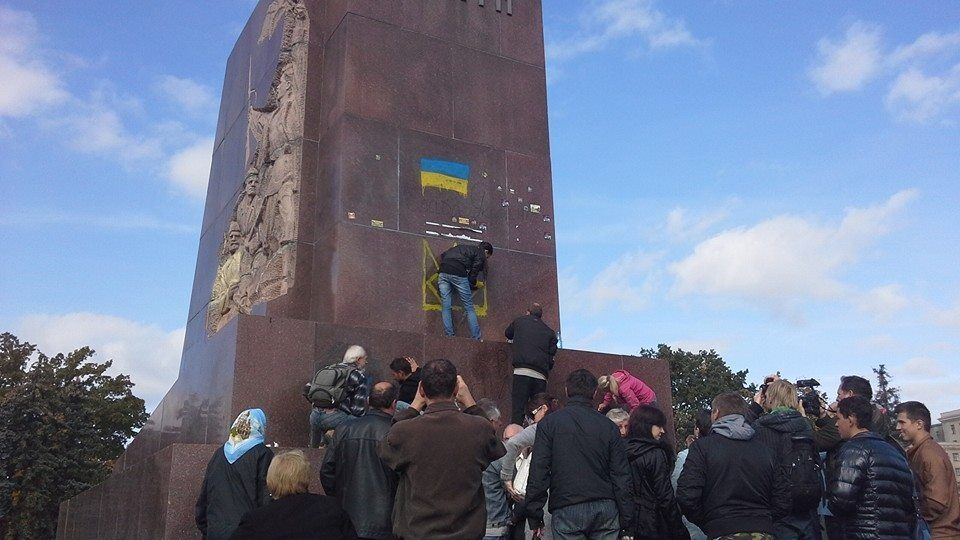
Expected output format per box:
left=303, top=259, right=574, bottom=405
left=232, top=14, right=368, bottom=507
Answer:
left=826, top=431, right=916, bottom=539
left=439, top=244, right=487, bottom=285
left=625, top=437, right=690, bottom=540
left=320, top=410, right=397, bottom=540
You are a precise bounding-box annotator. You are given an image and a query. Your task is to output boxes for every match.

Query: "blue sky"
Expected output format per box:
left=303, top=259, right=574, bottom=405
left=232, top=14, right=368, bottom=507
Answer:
left=2, top=1, right=959, bottom=418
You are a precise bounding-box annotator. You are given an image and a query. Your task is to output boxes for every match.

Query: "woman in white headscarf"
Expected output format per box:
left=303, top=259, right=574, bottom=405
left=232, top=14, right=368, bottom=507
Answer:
left=196, top=409, right=274, bottom=540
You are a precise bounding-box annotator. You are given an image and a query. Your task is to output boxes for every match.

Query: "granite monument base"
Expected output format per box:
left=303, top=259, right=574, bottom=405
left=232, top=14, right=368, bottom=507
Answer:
left=58, top=313, right=672, bottom=539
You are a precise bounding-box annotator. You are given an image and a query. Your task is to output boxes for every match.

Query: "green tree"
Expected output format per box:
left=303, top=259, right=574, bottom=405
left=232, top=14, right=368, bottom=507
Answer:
left=872, top=363, right=901, bottom=436
left=641, top=344, right=754, bottom=448
left=0, top=332, right=148, bottom=539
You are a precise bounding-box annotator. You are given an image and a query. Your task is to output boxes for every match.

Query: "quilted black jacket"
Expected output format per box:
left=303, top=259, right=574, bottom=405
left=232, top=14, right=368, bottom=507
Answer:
left=625, top=437, right=690, bottom=540
left=826, top=431, right=916, bottom=539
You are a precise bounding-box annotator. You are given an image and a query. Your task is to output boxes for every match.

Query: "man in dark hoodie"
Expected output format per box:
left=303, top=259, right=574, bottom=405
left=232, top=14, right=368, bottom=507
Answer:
left=753, top=380, right=821, bottom=539
left=438, top=241, right=493, bottom=340
left=677, top=392, right=790, bottom=540
left=505, top=302, right=558, bottom=425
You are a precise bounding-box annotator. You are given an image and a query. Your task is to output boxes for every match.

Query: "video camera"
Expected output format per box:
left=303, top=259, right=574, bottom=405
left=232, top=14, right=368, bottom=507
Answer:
left=795, top=378, right=822, bottom=417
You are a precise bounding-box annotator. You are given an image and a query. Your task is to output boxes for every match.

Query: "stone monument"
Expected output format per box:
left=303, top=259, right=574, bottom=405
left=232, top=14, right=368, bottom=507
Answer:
left=56, top=2, right=672, bottom=538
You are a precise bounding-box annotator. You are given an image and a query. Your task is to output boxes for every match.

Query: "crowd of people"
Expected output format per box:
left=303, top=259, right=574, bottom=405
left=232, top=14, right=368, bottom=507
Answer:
left=194, top=303, right=960, bottom=540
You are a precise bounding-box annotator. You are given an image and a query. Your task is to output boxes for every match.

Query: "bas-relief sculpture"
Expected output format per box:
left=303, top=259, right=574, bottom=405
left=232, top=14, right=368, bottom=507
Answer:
left=208, top=0, right=309, bottom=334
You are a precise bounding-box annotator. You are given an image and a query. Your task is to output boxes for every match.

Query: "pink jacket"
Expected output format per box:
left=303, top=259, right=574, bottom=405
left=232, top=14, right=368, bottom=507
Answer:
left=600, top=370, right=657, bottom=411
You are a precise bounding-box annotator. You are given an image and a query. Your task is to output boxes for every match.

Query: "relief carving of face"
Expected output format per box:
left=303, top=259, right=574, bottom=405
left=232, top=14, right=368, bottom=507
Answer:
left=227, top=222, right=242, bottom=253
left=244, top=170, right=259, bottom=196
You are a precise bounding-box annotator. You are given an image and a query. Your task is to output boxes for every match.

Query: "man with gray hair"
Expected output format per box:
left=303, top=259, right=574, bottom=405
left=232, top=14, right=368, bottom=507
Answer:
left=306, top=345, right=369, bottom=447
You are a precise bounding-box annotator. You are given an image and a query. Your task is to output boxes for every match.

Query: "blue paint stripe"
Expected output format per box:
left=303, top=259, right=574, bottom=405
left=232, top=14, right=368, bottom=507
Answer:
left=420, top=158, right=470, bottom=180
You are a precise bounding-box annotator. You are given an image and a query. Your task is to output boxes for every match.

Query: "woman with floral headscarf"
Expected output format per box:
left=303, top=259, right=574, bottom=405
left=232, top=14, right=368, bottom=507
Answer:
left=196, top=408, right=274, bottom=540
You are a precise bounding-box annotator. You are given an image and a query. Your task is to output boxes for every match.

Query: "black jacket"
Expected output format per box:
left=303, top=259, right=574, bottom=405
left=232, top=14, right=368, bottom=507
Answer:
left=505, top=315, right=558, bottom=378
left=196, top=444, right=274, bottom=540
left=397, top=369, right=421, bottom=405
left=753, top=407, right=817, bottom=515
left=439, top=244, right=487, bottom=285
left=230, top=493, right=357, bottom=539
left=320, top=410, right=397, bottom=540
left=524, top=396, right=633, bottom=532
left=826, top=431, right=916, bottom=539
left=676, top=415, right=790, bottom=538
left=625, top=437, right=690, bottom=540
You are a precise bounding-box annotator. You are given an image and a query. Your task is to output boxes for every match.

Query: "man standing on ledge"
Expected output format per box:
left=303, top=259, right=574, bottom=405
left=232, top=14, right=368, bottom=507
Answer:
left=505, top=303, right=558, bottom=425
left=438, top=241, right=493, bottom=340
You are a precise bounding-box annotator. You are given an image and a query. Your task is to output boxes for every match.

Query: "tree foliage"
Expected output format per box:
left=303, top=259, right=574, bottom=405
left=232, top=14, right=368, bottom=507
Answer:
left=0, top=332, right=148, bottom=539
left=641, top=344, right=754, bottom=448
left=872, top=363, right=901, bottom=436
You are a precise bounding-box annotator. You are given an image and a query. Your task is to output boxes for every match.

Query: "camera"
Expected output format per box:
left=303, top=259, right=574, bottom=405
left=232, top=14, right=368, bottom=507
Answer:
left=795, top=378, right=822, bottom=417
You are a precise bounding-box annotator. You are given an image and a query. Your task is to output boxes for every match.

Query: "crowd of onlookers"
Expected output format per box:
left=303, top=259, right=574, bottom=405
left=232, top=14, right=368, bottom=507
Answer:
left=194, top=305, right=960, bottom=540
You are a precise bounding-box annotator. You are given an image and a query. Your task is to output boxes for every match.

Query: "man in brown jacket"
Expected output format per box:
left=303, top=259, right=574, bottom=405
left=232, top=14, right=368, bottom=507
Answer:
left=379, top=358, right=506, bottom=540
left=895, top=401, right=960, bottom=538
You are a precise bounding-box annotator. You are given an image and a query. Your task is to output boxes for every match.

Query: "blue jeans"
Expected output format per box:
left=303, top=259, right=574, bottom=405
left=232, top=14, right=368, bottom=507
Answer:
left=309, top=408, right=348, bottom=448
left=551, top=499, right=619, bottom=540
left=439, top=273, right=481, bottom=339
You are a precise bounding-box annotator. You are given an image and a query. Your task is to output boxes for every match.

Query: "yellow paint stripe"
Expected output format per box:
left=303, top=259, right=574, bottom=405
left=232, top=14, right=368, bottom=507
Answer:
left=421, top=171, right=468, bottom=197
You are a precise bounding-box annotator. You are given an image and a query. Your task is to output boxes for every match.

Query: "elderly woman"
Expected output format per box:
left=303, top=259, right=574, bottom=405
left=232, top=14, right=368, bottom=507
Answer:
left=196, top=409, right=274, bottom=539
left=597, top=370, right=657, bottom=412
left=231, top=450, right=356, bottom=539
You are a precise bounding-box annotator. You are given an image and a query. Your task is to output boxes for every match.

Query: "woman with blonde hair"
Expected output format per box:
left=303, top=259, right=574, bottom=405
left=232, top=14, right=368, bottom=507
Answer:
left=597, top=370, right=657, bottom=412
left=754, top=379, right=821, bottom=540
left=231, top=450, right=356, bottom=539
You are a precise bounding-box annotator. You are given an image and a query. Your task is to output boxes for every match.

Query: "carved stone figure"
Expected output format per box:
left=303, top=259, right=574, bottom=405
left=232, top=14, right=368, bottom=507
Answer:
left=208, top=0, right=309, bottom=334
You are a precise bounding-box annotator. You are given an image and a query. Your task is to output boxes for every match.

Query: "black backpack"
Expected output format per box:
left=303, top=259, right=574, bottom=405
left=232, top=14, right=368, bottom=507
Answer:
left=304, top=363, right=354, bottom=408
left=782, top=433, right=824, bottom=512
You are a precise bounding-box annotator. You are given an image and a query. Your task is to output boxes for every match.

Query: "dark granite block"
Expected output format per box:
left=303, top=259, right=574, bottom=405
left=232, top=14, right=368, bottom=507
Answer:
left=397, top=127, right=508, bottom=248
left=302, top=42, right=325, bottom=144
left=401, top=0, right=500, bottom=56
left=505, top=151, right=556, bottom=257
left=498, top=0, right=545, bottom=67
left=451, top=47, right=549, bottom=157
left=397, top=30, right=454, bottom=137
left=342, top=16, right=402, bottom=126
left=314, top=322, right=426, bottom=384
left=232, top=315, right=317, bottom=448
left=337, top=115, right=401, bottom=231
left=318, top=0, right=403, bottom=44
left=318, top=18, right=347, bottom=140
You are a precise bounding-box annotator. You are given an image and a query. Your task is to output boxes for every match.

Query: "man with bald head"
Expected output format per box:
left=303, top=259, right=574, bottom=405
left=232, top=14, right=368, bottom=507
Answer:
left=320, top=381, right=398, bottom=540
left=485, top=423, right=525, bottom=540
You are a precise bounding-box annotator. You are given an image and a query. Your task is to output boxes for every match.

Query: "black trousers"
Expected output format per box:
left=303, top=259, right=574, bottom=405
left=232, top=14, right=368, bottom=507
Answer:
left=511, top=374, right=547, bottom=425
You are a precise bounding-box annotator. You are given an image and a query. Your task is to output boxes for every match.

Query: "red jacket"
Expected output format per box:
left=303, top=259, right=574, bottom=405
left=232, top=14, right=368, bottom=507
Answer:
left=600, top=370, right=657, bottom=411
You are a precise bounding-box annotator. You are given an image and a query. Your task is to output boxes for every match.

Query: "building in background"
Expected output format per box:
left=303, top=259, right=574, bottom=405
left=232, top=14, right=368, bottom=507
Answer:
left=937, top=409, right=960, bottom=488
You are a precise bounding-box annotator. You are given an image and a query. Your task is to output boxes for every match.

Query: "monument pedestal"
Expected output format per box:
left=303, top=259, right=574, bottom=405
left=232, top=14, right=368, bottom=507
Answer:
left=58, top=2, right=675, bottom=537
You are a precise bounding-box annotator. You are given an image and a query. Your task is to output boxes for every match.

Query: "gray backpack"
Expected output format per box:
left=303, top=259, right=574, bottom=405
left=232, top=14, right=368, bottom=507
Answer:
left=305, top=363, right=353, bottom=408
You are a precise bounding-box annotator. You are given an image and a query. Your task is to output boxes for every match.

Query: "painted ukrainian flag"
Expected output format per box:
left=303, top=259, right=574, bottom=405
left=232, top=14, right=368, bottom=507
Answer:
left=420, top=158, right=470, bottom=197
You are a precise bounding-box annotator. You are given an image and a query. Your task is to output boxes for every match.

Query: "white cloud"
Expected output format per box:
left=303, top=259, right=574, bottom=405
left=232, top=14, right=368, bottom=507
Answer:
left=811, top=24, right=960, bottom=122
left=0, top=6, right=69, bottom=117
left=854, top=334, right=901, bottom=353
left=561, top=251, right=662, bottom=314
left=16, top=312, right=184, bottom=413
left=665, top=206, right=730, bottom=241
left=885, top=64, right=960, bottom=122
left=929, top=299, right=960, bottom=330
left=809, top=22, right=884, bottom=94
left=53, top=104, right=164, bottom=162
left=671, top=190, right=918, bottom=313
left=165, top=137, right=214, bottom=199
left=156, top=75, right=218, bottom=116
left=856, top=284, right=909, bottom=321
left=887, top=30, right=960, bottom=66
left=547, top=0, right=701, bottom=62
left=893, top=357, right=960, bottom=419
